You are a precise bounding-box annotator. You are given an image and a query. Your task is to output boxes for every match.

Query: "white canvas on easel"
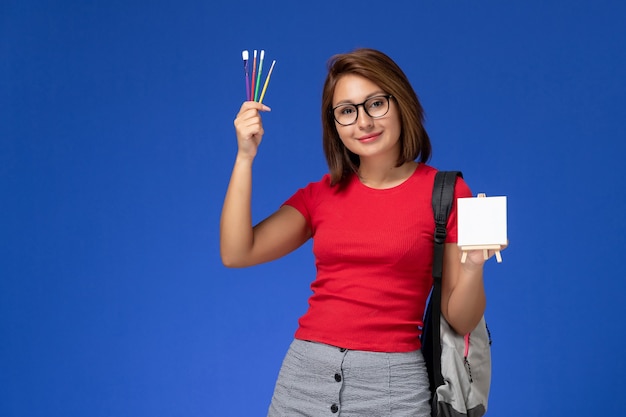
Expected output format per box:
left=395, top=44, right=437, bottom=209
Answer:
left=457, top=195, right=507, bottom=263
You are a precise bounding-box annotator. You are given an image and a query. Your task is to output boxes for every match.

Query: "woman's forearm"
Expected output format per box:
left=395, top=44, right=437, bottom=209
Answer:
left=446, top=263, right=487, bottom=335
left=220, top=155, right=255, bottom=267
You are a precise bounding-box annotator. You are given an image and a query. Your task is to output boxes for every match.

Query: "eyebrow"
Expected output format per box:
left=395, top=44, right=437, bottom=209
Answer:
left=333, top=91, right=387, bottom=106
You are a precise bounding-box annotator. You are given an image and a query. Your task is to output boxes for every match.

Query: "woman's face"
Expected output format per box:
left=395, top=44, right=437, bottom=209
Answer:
left=332, top=74, right=401, bottom=163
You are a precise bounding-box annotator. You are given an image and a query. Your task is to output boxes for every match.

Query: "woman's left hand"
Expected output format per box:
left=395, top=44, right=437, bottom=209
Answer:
left=461, top=241, right=509, bottom=270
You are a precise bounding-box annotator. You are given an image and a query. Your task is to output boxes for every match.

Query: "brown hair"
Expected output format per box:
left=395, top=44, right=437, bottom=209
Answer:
left=321, top=48, right=431, bottom=186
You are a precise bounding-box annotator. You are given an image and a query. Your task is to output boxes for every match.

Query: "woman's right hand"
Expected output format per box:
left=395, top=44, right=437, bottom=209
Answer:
left=233, top=101, right=271, bottom=160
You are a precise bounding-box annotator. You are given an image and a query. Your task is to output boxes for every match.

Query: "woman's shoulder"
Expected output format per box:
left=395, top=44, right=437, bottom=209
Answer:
left=283, top=173, right=336, bottom=215
left=288, top=173, right=334, bottom=200
left=299, top=173, right=332, bottom=190
left=411, top=162, right=437, bottom=182
left=412, top=163, right=471, bottom=195
left=415, top=163, right=463, bottom=180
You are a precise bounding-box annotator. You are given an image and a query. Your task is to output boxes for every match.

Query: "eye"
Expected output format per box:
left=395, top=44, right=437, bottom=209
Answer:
left=367, top=98, right=385, bottom=109
left=338, top=105, right=356, bottom=115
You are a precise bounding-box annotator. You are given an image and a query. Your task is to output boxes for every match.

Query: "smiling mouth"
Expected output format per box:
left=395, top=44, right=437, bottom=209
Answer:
left=357, top=133, right=381, bottom=142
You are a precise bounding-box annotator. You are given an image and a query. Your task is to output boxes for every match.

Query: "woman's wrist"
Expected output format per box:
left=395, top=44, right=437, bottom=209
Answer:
left=235, top=152, right=256, bottom=165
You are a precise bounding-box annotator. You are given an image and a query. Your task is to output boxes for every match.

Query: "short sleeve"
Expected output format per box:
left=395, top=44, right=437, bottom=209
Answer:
left=281, top=174, right=331, bottom=232
left=282, top=187, right=312, bottom=227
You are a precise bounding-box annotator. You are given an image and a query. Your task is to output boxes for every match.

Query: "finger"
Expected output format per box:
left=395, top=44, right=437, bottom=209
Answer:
left=235, top=115, right=264, bottom=134
left=237, top=101, right=271, bottom=116
left=234, top=111, right=260, bottom=131
left=234, top=107, right=268, bottom=130
left=235, top=117, right=265, bottom=140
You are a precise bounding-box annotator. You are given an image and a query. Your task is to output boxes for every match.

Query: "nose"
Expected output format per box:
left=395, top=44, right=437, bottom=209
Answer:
left=356, top=104, right=374, bottom=128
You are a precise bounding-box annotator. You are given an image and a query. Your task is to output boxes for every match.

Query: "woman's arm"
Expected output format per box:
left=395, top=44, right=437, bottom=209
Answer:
left=440, top=244, right=493, bottom=335
left=220, top=101, right=310, bottom=268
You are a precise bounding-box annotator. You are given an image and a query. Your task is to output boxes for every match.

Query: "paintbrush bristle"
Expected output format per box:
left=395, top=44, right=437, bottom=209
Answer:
left=242, top=50, right=249, bottom=60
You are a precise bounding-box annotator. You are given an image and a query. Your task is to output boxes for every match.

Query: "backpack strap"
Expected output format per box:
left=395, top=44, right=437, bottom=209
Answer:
left=432, top=171, right=462, bottom=282
left=423, top=170, right=463, bottom=397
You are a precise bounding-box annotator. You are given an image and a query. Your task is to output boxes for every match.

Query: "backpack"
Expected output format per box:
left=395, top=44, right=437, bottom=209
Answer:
left=421, top=171, right=492, bottom=417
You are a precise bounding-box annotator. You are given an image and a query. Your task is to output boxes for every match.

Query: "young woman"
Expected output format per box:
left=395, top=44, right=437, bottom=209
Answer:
left=221, top=48, right=498, bottom=416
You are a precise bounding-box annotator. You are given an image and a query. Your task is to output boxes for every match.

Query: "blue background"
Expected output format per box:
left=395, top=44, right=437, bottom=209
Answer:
left=2, top=1, right=626, bottom=416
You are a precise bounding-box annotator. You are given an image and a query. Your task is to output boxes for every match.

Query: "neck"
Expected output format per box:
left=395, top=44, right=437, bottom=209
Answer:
left=358, top=161, right=418, bottom=189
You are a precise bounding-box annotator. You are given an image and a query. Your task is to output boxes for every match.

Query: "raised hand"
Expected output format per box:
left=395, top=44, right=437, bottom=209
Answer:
left=233, top=101, right=271, bottom=160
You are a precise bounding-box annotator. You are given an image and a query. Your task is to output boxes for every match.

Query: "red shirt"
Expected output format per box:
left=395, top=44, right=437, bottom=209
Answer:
left=283, top=164, right=472, bottom=352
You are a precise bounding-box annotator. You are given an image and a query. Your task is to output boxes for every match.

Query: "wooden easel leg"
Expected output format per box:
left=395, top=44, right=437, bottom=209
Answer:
left=459, top=245, right=504, bottom=264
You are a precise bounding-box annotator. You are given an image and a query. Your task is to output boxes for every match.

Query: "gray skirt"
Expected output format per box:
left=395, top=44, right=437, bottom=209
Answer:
left=267, top=339, right=431, bottom=417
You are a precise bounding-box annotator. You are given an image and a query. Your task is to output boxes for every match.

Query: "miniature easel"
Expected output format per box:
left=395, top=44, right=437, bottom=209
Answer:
left=459, top=193, right=504, bottom=264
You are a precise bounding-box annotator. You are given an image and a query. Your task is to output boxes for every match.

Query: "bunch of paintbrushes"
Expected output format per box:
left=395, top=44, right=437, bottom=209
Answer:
left=242, top=49, right=276, bottom=104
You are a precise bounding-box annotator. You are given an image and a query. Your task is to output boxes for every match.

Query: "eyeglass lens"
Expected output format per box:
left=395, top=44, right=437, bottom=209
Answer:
left=333, top=96, right=390, bottom=126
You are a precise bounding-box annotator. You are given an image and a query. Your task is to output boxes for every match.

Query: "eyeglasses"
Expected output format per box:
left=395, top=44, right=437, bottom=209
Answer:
left=331, top=95, right=393, bottom=126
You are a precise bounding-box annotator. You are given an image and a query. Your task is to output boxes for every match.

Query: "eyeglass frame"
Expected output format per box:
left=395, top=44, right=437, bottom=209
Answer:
left=330, top=94, right=394, bottom=126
